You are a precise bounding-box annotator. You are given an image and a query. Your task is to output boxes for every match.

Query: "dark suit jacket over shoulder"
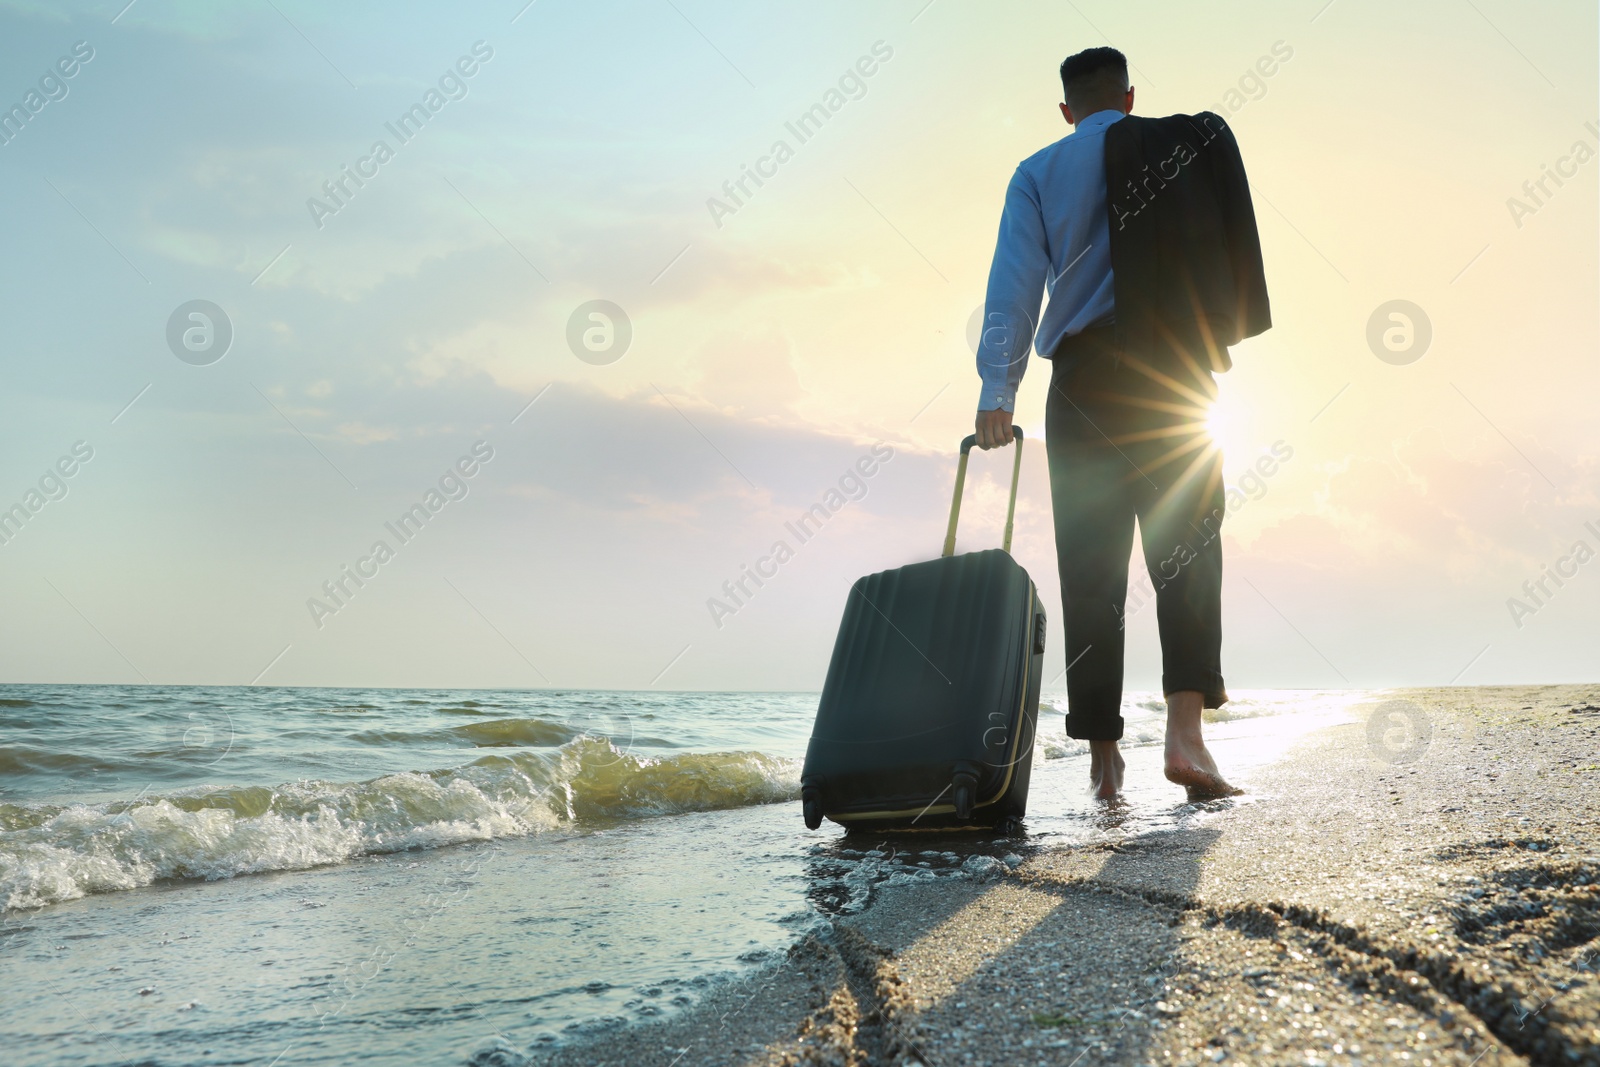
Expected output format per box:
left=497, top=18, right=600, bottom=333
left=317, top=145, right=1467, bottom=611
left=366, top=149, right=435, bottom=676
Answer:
left=1102, top=112, right=1271, bottom=370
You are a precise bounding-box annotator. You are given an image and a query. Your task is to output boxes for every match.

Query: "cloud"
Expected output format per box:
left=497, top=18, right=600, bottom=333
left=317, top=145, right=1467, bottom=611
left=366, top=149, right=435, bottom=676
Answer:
left=334, top=421, right=398, bottom=445
left=1243, top=428, right=1600, bottom=587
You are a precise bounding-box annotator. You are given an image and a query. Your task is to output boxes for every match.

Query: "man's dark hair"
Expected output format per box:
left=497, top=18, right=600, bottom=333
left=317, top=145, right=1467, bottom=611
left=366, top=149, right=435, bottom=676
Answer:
left=1059, top=46, right=1129, bottom=110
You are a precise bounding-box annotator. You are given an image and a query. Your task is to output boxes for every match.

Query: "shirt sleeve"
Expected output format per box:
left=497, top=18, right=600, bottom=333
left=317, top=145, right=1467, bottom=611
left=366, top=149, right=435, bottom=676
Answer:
left=975, top=167, right=1051, bottom=413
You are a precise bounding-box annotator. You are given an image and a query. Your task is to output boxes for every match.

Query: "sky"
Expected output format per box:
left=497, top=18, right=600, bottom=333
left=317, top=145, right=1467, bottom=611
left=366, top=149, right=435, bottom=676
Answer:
left=0, top=0, right=1594, bottom=693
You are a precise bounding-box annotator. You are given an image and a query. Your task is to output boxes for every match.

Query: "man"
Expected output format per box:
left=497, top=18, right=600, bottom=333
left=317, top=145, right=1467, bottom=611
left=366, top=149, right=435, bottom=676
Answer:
left=972, top=46, right=1270, bottom=801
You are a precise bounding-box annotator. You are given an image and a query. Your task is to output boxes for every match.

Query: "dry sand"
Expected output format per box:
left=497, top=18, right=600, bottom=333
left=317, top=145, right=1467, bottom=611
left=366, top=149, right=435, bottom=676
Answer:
left=526, top=686, right=1600, bottom=1067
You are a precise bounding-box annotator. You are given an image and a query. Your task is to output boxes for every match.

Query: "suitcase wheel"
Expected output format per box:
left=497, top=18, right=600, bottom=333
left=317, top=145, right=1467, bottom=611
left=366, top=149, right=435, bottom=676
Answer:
left=802, top=792, right=823, bottom=830
left=952, top=772, right=977, bottom=821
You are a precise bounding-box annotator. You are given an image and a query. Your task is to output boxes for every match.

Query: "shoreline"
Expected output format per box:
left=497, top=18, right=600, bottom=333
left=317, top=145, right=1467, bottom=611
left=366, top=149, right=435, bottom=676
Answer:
left=525, top=685, right=1600, bottom=1067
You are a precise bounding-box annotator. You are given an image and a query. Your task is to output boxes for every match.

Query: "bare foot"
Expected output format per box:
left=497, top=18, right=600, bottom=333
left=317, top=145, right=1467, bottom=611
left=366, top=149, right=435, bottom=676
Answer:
left=1163, top=691, right=1242, bottom=800
left=1088, top=739, right=1125, bottom=800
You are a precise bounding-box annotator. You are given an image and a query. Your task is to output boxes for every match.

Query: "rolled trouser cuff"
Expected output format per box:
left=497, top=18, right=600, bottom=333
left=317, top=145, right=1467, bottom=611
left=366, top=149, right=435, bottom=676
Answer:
left=1162, top=668, right=1228, bottom=710
left=1065, top=711, right=1125, bottom=742
left=1064, top=683, right=1125, bottom=741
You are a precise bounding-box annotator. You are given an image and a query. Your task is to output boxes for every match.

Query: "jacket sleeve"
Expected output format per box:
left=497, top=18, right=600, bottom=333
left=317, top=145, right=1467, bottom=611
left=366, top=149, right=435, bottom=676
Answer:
left=1200, top=113, right=1271, bottom=342
left=975, top=167, right=1050, bottom=413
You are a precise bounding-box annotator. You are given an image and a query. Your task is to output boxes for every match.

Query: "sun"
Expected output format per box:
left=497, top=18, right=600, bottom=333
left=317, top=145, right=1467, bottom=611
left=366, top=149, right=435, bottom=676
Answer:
left=1201, top=386, right=1248, bottom=457
left=1204, top=404, right=1228, bottom=444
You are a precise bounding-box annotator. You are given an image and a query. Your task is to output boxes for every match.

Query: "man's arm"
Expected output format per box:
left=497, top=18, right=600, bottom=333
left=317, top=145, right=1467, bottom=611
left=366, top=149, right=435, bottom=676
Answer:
left=974, top=168, right=1051, bottom=449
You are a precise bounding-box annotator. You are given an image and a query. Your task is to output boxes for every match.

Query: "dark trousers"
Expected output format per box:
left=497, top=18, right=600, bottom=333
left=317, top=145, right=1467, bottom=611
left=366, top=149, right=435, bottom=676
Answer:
left=1044, top=327, right=1228, bottom=741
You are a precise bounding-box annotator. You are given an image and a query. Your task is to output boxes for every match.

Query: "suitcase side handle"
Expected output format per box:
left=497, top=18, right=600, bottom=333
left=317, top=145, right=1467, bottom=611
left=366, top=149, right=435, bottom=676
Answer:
left=943, top=428, right=1025, bottom=558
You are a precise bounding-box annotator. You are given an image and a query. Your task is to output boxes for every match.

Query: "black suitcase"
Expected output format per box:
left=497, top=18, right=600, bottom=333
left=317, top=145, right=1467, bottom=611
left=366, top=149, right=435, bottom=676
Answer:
left=801, top=430, right=1045, bottom=831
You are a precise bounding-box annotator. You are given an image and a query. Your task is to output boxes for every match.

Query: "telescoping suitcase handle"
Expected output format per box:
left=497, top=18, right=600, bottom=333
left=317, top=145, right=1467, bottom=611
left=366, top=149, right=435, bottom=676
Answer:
left=941, top=428, right=1024, bottom=558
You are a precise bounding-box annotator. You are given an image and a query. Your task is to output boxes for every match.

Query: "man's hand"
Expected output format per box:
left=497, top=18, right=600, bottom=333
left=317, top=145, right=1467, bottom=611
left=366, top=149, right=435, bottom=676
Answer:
left=974, top=407, right=1014, bottom=450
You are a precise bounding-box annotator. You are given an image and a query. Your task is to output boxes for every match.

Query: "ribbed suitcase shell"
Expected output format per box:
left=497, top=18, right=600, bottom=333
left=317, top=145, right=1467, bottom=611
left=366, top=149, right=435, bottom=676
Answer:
left=802, top=547, right=1045, bottom=830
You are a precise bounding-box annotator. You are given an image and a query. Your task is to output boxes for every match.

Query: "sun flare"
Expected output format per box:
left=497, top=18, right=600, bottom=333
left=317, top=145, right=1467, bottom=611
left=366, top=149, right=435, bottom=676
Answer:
left=1202, top=388, right=1248, bottom=458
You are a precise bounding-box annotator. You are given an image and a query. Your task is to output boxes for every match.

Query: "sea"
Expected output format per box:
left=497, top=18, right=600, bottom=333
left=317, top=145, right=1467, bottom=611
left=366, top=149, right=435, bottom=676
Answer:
left=0, top=684, right=1371, bottom=1066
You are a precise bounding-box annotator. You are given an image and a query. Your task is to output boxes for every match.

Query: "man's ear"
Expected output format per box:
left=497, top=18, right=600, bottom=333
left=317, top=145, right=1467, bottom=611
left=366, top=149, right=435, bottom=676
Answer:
left=1124, top=86, right=1135, bottom=114
left=1060, top=101, right=1074, bottom=125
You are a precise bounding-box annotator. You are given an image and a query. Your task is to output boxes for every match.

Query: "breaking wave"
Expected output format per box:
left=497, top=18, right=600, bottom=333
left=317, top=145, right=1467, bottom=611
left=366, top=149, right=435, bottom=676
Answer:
left=0, top=738, right=799, bottom=912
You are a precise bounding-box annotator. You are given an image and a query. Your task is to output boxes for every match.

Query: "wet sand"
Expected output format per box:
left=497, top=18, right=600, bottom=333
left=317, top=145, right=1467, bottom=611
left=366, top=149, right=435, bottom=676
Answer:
left=527, top=686, right=1600, bottom=1067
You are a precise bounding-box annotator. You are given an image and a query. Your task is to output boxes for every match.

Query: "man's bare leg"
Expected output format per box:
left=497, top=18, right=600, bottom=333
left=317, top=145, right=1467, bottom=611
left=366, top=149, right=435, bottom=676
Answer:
left=1162, top=690, right=1241, bottom=799
left=1087, top=739, right=1125, bottom=800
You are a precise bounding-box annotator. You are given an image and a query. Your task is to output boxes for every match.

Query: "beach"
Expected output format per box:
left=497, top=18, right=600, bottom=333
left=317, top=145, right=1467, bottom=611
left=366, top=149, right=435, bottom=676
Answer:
left=4, top=685, right=1596, bottom=1066
left=3, top=5, right=1594, bottom=1066
left=529, top=685, right=1600, bottom=1067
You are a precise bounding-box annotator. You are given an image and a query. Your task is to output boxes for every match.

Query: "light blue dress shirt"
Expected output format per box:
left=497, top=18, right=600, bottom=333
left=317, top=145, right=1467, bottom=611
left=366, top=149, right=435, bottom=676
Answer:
left=975, top=108, right=1126, bottom=412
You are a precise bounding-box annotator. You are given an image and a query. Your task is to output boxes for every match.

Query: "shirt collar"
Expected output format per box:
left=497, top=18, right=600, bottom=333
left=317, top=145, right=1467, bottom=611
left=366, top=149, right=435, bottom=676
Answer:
left=1073, top=109, right=1127, bottom=134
